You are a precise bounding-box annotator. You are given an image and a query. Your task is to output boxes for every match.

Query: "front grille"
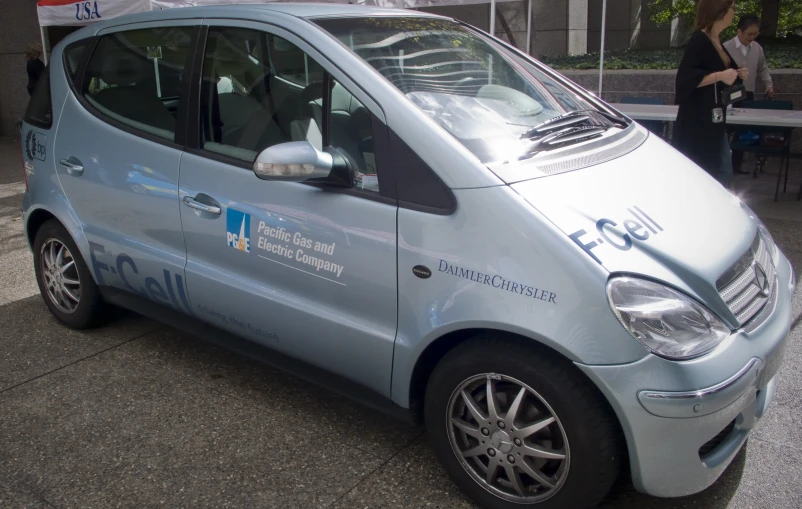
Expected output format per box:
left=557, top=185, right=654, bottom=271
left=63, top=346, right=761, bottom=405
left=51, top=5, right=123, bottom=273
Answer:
left=716, top=233, right=776, bottom=327
left=699, top=418, right=737, bottom=458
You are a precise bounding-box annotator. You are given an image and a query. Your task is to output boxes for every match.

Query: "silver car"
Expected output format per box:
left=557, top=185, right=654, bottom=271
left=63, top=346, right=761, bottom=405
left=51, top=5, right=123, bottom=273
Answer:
left=19, top=4, right=796, bottom=509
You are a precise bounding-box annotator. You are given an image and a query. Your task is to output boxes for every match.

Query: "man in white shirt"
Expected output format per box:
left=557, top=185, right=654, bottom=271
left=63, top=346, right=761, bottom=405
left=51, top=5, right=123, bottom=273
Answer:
left=724, top=14, right=775, bottom=174
left=724, top=14, right=774, bottom=100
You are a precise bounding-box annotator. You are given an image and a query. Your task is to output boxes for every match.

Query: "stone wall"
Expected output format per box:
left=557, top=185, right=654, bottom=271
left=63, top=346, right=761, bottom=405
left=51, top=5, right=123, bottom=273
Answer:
left=0, top=0, right=43, bottom=137
left=561, top=69, right=802, bottom=150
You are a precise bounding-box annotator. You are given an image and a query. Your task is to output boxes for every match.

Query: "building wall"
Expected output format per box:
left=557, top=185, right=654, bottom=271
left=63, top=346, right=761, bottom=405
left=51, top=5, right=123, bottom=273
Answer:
left=587, top=0, right=671, bottom=53
left=420, top=0, right=589, bottom=58
left=0, top=0, right=43, bottom=137
left=422, top=0, right=672, bottom=57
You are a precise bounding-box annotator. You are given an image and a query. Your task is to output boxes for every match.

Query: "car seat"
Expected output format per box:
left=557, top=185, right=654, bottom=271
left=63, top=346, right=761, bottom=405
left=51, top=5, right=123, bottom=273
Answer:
left=88, top=45, right=175, bottom=133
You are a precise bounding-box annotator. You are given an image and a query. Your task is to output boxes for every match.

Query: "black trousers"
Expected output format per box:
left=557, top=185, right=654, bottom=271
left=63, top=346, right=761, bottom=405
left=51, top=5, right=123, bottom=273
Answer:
left=731, top=91, right=756, bottom=170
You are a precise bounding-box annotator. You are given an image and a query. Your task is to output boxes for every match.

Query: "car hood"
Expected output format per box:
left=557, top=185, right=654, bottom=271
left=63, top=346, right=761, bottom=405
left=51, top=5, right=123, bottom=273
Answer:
left=510, top=134, right=758, bottom=304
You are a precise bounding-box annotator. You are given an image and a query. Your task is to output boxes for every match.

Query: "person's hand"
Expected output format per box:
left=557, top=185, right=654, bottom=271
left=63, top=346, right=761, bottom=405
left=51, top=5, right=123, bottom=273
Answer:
left=766, top=86, right=775, bottom=98
left=737, top=67, right=749, bottom=80
left=718, top=69, right=739, bottom=85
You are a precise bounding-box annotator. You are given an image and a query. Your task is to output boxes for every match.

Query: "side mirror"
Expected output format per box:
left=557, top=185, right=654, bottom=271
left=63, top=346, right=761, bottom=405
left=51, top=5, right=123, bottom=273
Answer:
left=253, top=141, right=333, bottom=182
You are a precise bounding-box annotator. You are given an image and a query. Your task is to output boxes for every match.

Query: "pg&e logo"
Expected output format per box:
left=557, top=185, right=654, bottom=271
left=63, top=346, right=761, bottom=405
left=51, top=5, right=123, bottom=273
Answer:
left=25, top=131, right=46, bottom=161
left=226, top=208, right=251, bottom=253
left=75, top=1, right=102, bottom=21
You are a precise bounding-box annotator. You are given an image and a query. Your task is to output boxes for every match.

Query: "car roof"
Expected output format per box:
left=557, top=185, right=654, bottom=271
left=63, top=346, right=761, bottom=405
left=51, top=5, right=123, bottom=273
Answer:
left=84, top=2, right=444, bottom=31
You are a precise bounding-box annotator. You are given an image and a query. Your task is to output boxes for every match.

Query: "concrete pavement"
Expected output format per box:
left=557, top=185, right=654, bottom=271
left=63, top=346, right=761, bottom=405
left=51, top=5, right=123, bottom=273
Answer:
left=0, top=134, right=800, bottom=509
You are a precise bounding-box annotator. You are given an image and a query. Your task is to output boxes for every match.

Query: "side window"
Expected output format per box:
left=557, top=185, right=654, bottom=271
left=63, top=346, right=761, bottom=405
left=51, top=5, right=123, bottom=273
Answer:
left=24, top=66, right=52, bottom=129
left=63, top=40, right=89, bottom=84
left=200, top=28, right=379, bottom=193
left=328, top=80, right=378, bottom=193
left=267, top=34, right=324, bottom=87
left=200, top=27, right=285, bottom=160
left=81, top=26, right=194, bottom=141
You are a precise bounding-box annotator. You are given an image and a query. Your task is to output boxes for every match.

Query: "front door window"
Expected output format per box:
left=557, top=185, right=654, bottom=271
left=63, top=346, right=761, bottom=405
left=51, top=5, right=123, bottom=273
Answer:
left=198, top=26, right=380, bottom=193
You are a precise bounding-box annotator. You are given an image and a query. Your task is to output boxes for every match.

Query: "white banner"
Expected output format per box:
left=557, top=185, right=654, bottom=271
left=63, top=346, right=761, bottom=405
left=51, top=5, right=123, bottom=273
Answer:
left=38, top=0, right=517, bottom=27
left=358, top=0, right=518, bottom=7
left=37, top=0, right=157, bottom=26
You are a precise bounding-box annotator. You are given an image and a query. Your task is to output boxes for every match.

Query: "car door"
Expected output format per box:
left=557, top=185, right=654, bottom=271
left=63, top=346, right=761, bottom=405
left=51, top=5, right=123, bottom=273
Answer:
left=177, top=23, right=398, bottom=395
left=53, top=22, right=197, bottom=312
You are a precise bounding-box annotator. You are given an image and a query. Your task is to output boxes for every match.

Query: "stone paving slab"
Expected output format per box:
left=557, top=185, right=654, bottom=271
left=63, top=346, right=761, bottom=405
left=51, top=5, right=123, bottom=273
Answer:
left=0, top=334, right=389, bottom=509
left=0, top=296, right=161, bottom=392
left=122, top=329, right=424, bottom=462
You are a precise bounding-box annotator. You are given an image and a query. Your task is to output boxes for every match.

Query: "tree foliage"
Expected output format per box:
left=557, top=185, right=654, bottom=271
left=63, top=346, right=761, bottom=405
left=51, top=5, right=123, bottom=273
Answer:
left=647, top=0, right=802, bottom=39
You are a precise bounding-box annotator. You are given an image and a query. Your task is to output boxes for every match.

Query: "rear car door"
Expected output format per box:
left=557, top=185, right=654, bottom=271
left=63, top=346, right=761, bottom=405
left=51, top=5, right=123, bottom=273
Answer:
left=53, top=22, right=197, bottom=311
left=177, top=22, right=398, bottom=395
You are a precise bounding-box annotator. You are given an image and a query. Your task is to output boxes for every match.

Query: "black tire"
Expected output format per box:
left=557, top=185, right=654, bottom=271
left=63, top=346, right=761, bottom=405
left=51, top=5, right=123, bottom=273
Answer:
left=424, top=335, right=622, bottom=509
left=33, top=219, right=106, bottom=329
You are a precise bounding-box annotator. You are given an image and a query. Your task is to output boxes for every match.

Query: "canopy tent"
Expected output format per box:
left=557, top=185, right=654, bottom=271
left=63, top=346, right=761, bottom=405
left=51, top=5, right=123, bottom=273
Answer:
left=36, top=0, right=609, bottom=95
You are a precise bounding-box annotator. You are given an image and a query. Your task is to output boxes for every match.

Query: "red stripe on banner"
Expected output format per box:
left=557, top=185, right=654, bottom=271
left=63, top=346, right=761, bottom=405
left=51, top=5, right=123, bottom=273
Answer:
left=37, top=0, right=82, bottom=6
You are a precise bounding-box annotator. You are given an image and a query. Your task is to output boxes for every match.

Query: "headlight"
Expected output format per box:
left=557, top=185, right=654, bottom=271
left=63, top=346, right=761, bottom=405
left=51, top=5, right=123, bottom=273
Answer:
left=606, top=277, right=730, bottom=360
left=741, top=204, right=778, bottom=263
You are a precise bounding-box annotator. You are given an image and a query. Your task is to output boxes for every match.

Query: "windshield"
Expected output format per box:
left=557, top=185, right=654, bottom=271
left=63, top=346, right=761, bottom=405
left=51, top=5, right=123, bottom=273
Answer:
left=313, top=16, right=621, bottom=165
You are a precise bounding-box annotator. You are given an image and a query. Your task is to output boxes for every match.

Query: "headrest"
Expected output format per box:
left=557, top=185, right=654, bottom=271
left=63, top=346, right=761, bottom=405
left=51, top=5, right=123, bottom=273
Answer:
left=330, top=82, right=353, bottom=113
left=100, top=48, right=147, bottom=86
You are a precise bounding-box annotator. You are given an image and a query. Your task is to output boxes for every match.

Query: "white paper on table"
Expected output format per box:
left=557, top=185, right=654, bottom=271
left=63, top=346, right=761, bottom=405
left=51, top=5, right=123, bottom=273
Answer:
left=358, top=175, right=380, bottom=192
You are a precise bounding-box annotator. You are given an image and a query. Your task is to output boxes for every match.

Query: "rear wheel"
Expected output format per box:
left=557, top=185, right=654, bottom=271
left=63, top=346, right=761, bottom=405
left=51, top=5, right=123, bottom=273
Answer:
left=33, top=219, right=106, bottom=328
left=425, top=336, right=621, bottom=509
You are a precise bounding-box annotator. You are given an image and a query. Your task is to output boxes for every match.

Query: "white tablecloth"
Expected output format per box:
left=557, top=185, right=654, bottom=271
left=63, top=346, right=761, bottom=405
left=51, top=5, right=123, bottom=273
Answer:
left=609, top=103, right=802, bottom=128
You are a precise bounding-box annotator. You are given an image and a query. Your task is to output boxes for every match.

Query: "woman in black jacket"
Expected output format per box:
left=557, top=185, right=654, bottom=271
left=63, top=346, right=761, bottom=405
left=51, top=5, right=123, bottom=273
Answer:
left=673, top=0, right=748, bottom=189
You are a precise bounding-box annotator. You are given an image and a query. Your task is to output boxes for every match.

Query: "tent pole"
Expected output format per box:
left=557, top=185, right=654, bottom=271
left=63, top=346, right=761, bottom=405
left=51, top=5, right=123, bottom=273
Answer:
left=40, top=26, right=50, bottom=66
left=489, top=0, right=496, bottom=36
left=526, top=0, right=533, bottom=55
left=598, top=0, right=607, bottom=97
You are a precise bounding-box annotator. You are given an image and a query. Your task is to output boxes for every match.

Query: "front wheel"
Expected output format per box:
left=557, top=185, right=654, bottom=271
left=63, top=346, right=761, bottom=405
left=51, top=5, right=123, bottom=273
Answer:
left=425, top=336, right=622, bottom=509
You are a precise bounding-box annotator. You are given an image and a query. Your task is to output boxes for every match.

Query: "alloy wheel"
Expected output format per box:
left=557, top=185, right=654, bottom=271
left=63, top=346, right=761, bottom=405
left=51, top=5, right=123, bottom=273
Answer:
left=447, top=373, right=570, bottom=503
left=40, top=238, right=81, bottom=314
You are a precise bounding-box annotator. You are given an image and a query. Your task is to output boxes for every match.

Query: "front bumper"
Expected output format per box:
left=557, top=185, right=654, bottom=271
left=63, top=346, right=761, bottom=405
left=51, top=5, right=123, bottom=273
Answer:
left=577, top=251, right=796, bottom=498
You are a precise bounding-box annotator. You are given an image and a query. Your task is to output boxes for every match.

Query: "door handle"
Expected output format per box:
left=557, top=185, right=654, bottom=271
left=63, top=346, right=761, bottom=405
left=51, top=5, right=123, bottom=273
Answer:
left=183, top=195, right=221, bottom=215
left=60, top=158, right=84, bottom=175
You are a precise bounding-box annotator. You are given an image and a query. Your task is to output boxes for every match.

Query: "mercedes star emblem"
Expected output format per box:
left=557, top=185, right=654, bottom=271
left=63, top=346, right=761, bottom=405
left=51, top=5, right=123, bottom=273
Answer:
left=753, top=263, right=770, bottom=297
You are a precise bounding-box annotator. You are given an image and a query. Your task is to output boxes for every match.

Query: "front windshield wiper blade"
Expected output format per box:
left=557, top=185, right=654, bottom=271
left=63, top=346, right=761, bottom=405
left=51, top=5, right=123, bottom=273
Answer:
left=519, top=109, right=628, bottom=140
left=593, top=109, right=629, bottom=127
left=519, top=111, right=593, bottom=139
left=523, top=125, right=609, bottom=155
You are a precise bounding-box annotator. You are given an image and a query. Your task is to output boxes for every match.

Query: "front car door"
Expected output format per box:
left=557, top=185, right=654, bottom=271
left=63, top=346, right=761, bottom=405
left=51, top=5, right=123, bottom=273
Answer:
left=53, top=21, right=197, bottom=312
left=177, top=21, right=398, bottom=395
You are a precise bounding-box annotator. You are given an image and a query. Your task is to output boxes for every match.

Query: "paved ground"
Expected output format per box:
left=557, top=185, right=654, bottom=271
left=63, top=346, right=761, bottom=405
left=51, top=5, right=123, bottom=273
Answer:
left=0, top=134, right=800, bottom=509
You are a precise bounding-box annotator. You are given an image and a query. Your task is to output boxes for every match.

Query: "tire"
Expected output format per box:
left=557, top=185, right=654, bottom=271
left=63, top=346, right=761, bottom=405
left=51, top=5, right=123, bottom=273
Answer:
left=33, top=219, right=106, bottom=329
left=424, top=335, right=622, bottom=509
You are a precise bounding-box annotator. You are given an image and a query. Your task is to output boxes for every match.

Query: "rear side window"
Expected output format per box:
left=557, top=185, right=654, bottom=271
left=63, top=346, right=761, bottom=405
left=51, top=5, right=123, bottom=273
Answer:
left=24, top=66, right=52, bottom=129
left=81, top=26, right=194, bottom=141
left=63, top=40, right=89, bottom=84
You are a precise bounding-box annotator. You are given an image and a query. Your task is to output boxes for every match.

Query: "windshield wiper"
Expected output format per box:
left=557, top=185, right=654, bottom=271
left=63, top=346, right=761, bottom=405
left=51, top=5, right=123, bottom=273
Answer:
left=593, top=109, right=629, bottom=128
left=520, top=111, right=592, bottom=139
left=519, top=109, right=628, bottom=140
left=523, top=125, right=608, bottom=155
